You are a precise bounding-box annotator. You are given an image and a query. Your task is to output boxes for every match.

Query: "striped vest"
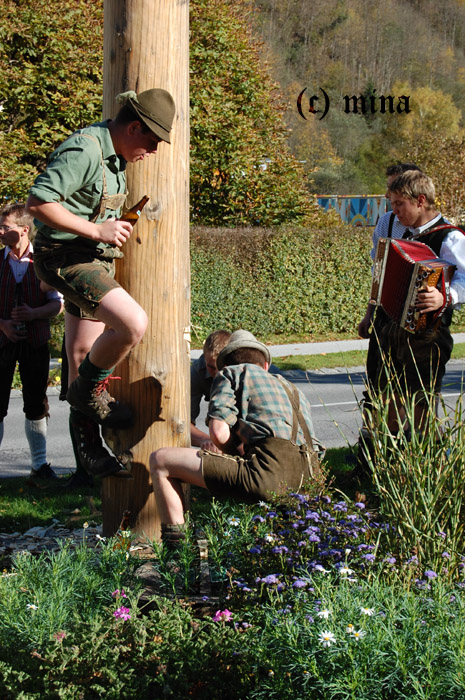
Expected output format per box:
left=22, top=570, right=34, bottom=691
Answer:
left=0, top=253, right=51, bottom=348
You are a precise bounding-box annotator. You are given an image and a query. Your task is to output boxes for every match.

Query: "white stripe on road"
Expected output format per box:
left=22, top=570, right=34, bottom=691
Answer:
left=311, top=391, right=463, bottom=409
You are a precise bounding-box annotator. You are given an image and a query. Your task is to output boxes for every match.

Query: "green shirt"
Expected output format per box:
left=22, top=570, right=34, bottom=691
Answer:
left=29, top=121, right=127, bottom=244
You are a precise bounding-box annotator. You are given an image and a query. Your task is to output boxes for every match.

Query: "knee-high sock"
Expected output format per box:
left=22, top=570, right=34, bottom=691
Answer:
left=25, top=417, right=47, bottom=471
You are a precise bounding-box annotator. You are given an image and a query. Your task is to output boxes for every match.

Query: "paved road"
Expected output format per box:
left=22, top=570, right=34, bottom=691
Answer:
left=2, top=342, right=465, bottom=478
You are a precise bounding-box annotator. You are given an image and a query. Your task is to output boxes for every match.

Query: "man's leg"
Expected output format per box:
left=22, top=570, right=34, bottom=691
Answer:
left=150, top=447, right=205, bottom=525
left=66, top=288, right=147, bottom=427
left=65, top=311, right=124, bottom=479
left=90, top=287, right=147, bottom=370
left=65, top=312, right=105, bottom=386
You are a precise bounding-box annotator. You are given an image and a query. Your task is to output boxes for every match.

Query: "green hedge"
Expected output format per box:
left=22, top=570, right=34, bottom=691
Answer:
left=45, top=223, right=465, bottom=354
left=191, top=224, right=373, bottom=340
left=190, top=225, right=465, bottom=342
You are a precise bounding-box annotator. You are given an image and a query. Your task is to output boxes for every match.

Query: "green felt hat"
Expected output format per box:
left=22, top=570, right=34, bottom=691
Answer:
left=216, top=329, right=271, bottom=370
left=125, top=88, right=175, bottom=144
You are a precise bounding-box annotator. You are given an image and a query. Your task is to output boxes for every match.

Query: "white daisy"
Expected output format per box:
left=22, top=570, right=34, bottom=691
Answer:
left=319, top=630, right=336, bottom=647
left=352, top=629, right=366, bottom=641
left=360, top=607, right=375, bottom=616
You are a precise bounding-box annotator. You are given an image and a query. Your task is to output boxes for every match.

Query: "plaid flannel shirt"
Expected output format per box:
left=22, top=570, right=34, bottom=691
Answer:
left=207, top=363, right=315, bottom=446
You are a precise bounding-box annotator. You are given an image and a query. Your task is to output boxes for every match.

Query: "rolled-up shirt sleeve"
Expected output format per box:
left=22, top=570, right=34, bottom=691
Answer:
left=207, top=370, right=238, bottom=427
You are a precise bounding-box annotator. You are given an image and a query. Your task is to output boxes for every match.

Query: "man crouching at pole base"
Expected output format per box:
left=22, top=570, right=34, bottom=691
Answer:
left=150, top=329, right=324, bottom=548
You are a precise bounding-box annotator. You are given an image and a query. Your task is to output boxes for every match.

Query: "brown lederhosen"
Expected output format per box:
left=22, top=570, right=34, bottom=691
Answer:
left=202, top=376, right=323, bottom=503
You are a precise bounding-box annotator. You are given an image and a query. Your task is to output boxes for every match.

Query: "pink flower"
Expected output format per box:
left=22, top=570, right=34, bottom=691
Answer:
left=111, top=589, right=127, bottom=598
left=53, top=631, right=66, bottom=642
left=212, top=609, right=233, bottom=622
left=114, top=606, right=131, bottom=621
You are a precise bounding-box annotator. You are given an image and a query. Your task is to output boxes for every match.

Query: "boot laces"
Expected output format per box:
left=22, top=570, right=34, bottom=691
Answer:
left=94, top=375, right=121, bottom=397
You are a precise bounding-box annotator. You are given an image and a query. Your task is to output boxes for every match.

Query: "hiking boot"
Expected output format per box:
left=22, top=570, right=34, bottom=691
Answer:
left=69, top=412, right=126, bottom=478
left=66, top=375, right=133, bottom=428
left=29, top=463, right=58, bottom=480
left=62, top=470, right=95, bottom=489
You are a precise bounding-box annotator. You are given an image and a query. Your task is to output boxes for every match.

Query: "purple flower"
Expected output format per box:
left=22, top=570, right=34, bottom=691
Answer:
left=424, top=570, right=438, bottom=579
left=262, top=574, right=280, bottom=585
left=252, top=515, right=265, bottom=523
left=354, top=502, right=365, bottom=509
left=271, top=546, right=289, bottom=555
left=114, top=606, right=131, bottom=621
left=363, top=554, right=376, bottom=562
left=333, top=502, right=348, bottom=512
left=249, top=546, right=262, bottom=554
left=442, top=551, right=451, bottom=559
left=305, top=511, right=320, bottom=522
left=292, top=579, right=307, bottom=589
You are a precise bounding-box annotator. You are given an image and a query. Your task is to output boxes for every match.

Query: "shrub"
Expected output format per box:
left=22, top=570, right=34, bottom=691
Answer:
left=191, top=223, right=373, bottom=339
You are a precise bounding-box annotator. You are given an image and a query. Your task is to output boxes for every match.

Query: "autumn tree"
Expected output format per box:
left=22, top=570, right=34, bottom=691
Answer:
left=189, top=0, right=323, bottom=226
left=0, top=0, right=103, bottom=202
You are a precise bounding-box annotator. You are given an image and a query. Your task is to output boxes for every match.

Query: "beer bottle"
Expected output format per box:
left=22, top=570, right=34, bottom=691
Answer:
left=119, top=195, right=149, bottom=244
left=119, top=195, right=149, bottom=224
left=13, top=282, right=27, bottom=333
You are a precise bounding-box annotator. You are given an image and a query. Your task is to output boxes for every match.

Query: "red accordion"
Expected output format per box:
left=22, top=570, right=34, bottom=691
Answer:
left=369, top=238, right=456, bottom=333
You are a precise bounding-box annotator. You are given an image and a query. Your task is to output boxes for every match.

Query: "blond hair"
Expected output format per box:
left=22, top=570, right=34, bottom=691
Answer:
left=389, top=170, right=436, bottom=208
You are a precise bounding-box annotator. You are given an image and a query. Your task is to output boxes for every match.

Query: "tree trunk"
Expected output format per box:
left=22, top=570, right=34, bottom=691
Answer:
left=101, top=0, right=190, bottom=540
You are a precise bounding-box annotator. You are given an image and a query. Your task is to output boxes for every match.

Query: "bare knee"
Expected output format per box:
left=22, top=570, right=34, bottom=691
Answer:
left=127, top=307, right=148, bottom=346
left=149, top=447, right=169, bottom=479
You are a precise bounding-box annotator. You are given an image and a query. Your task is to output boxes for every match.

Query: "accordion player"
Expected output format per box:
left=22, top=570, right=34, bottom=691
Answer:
left=369, top=238, right=456, bottom=334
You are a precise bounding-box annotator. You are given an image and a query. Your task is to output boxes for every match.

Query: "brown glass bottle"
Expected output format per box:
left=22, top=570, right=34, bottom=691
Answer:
left=119, top=195, right=149, bottom=224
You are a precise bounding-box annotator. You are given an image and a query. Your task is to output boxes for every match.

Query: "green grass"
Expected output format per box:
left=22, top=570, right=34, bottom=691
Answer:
left=273, top=342, right=465, bottom=372
left=273, top=349, right=367, bottom=371
left=0, top=477, right=100, bottom=533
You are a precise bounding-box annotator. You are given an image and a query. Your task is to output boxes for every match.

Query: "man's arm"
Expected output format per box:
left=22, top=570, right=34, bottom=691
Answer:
left=26, top=196, right=132, bottom=248
left=11, top=298, right=63, bottom=324
left=190, top=422, right=223, bottom=453
left=358, top=303, right=375, bottom=338
left=209, top=418, right=234, bottom=451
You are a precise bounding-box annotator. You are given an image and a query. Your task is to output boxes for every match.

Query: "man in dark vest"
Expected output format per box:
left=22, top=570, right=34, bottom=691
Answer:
left=376, top=170, right=465, bottom=433
left=0, top=203, right=63, bottom=479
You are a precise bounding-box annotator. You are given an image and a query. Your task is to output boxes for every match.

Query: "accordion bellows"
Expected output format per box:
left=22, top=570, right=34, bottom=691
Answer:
left=370, top=238, right=456, bottom=333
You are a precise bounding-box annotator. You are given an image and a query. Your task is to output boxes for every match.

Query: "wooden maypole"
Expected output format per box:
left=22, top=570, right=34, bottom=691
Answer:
left=101, top=0, right=190, bottom=539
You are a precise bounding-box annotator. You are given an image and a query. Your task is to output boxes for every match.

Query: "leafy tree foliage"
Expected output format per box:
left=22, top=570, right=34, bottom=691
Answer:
left=403, top=134, right=465, bottom=224
left=0, top=0, right=325, bottom=227
left=253, top=0, right=465, bottom=193
left=0, top=0, right=103, bottom=202
left=189, top=0, right=324, bottom=226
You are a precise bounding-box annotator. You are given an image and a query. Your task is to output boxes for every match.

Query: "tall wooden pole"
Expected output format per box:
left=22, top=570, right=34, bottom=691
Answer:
left=101, top=0, right=190, bottom=539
